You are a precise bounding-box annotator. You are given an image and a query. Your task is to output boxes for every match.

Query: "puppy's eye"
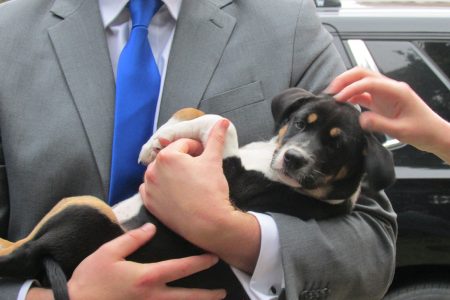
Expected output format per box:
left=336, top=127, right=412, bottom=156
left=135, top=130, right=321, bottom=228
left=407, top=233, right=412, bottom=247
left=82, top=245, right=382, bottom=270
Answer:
left=294, top=120, right=306, bottom=131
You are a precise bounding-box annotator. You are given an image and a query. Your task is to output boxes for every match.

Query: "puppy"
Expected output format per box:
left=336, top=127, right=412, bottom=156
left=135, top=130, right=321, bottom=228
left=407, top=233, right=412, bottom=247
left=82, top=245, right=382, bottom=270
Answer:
left=0, top=88, right=395, bottom=299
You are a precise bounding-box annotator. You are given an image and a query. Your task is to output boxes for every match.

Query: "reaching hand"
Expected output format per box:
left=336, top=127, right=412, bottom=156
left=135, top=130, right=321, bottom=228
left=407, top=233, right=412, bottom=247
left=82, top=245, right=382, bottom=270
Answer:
left=67, top=223, right=226, bottom=300
left=327, top=67, right=450, bottom=163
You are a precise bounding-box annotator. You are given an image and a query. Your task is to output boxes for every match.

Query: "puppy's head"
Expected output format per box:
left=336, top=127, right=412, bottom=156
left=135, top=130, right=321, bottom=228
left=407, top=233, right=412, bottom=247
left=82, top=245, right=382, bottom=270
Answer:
left=270, top=88, right=395, bottom=201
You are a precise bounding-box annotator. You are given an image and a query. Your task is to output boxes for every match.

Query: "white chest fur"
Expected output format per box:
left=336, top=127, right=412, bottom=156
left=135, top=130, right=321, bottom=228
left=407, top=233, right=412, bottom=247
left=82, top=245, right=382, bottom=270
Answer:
left=112, top=193, right=144, bottom=224
left=237, top=139, right=278, bottom=179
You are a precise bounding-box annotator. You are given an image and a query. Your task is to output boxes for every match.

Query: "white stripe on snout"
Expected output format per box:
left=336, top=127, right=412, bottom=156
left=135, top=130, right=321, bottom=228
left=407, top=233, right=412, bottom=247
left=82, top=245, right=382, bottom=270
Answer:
left=238, top=139, right=312, bottom=188
left=112, top=193, right=144, bottom=224
left=271, top=142, right=312, bottom=171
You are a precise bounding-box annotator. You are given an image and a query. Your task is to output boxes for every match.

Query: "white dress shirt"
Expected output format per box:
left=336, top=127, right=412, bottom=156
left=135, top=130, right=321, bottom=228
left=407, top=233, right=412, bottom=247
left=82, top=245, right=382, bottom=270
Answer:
left=20, top=1, right=284, bottom=299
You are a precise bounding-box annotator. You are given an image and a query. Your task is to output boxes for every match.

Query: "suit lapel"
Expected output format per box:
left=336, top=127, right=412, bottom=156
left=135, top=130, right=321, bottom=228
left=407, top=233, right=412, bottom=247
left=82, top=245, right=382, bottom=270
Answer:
left=158, top=0, right=236, bottom=125
left=48, top=0, right=115, bottom=197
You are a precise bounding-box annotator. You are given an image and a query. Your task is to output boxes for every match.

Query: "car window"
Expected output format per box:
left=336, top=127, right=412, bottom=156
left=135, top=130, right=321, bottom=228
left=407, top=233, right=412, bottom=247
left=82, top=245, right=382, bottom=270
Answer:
left=365, top=40, right=450, bottom=122
left=363, top=40, right=450, bottom=168
left=414, top=41, right=450, bottom=80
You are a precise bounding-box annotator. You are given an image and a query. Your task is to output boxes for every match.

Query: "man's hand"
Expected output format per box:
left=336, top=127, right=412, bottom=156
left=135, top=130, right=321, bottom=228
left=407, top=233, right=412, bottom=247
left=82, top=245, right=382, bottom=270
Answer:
left=140, top=120, right=261, bottom=274
left=66, top=223, right=226, bottom=300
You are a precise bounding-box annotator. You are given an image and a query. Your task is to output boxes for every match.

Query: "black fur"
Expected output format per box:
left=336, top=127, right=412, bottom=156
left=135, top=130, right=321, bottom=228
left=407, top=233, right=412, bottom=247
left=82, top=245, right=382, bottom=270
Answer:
left=223, top=157, right=352, bottom=218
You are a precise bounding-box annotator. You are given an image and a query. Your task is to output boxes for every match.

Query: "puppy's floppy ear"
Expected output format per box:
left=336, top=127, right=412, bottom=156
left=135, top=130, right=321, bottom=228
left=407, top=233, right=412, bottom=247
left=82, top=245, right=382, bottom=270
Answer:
left=364, top=133, right=396, bottom=191
left=271, top=88, right=316, bottom=129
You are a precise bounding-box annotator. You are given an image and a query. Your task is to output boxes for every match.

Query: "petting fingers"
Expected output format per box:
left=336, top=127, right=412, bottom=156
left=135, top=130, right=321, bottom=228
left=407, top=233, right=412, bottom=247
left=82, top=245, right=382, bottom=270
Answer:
left=359, top=111, right=401, bottom=135
left=332, top=77, right=386, bottom=106
left=326, top=66, right=383, bottom=94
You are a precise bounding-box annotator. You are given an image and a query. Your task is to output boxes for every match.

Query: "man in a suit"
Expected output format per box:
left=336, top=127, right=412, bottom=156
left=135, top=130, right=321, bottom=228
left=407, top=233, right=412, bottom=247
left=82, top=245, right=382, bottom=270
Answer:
left=0, top=0, right=397, bottom=299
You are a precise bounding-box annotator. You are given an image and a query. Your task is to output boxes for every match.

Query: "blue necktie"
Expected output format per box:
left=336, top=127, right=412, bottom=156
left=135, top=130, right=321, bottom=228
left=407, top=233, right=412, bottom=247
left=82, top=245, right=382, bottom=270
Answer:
left=109, top=0, right=162, bottom=205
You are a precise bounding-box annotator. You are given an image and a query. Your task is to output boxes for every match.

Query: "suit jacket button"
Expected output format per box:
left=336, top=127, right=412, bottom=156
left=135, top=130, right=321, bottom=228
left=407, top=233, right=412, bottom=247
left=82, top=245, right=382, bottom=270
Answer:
left=299, top=288, right=330, bottom=299
left=321, top=287, right=330, bottom=296
left=299, top=290, right=314, bottom=300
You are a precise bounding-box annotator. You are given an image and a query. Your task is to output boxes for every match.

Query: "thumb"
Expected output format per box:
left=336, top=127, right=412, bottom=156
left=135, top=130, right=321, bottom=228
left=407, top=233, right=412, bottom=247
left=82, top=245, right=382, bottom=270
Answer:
left=101, top=223, right=156, bottom=259
left=159, top=138, right=204, bottom=157
left=359, top=111, right=400, bottom=137
left=203, top=119, right=230, bottom=161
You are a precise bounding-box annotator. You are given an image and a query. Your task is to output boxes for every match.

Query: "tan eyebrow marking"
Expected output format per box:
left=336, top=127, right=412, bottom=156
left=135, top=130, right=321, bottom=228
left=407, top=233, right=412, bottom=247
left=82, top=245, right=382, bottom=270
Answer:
left=277, top=125, right=288, bottom=146
left=307, top=113, right=318, bottom=124
left=335, top=166, right=348, bottom=180
left=330, top=127, right=342, bottom=137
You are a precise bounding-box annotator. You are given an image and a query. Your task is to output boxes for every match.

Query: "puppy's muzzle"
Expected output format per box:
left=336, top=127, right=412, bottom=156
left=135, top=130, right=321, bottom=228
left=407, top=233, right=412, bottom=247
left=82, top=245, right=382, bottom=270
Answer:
left=282, top=149, right=318, bottom=189
left=283, top=149, right=308, bottom=170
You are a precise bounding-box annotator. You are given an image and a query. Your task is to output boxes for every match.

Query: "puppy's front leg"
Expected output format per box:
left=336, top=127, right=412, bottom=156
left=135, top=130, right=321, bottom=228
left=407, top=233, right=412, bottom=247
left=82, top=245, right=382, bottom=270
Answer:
left=139, top=108, right=239, bottom=164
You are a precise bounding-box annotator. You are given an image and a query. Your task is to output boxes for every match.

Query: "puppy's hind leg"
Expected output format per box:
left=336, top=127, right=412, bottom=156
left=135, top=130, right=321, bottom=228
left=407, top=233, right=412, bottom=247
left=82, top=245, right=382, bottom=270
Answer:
left=0, top=238, right=13, bottom=249
left=0, top=196, right=123, bottom=281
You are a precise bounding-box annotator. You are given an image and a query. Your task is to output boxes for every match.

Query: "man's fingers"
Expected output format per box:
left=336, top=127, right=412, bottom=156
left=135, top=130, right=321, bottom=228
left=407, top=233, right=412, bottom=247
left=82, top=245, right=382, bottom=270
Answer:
left=158, top=138, right=204, bottom=158
left=161, top=287, right=227, bottom=300
left=100, top=223, right=156, bottom=259
left=142, top=254, right=220, bottom=283
left=203, top=119, right=229, bottom=161
left=158, top=138, right=171, bottom=147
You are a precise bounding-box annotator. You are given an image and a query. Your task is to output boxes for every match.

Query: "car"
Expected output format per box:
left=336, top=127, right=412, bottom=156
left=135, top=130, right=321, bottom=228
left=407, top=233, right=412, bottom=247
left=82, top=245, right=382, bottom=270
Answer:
left=317, top=1, right=450, bottom=298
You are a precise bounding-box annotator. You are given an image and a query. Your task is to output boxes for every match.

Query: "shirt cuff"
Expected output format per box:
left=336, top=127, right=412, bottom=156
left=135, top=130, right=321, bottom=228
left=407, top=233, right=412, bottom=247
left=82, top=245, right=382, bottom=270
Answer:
left=231, top=212, right=285, bottom=300
left=17, top=280, right=40, bottom=300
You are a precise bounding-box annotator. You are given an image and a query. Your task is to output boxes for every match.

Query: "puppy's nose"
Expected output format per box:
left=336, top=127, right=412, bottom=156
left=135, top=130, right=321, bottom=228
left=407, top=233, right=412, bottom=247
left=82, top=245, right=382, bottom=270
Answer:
left=284, top=149, right=307, bottom=169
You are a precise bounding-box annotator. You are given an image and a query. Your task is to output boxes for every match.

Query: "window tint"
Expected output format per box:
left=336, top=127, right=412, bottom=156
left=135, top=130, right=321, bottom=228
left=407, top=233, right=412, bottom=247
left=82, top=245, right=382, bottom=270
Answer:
left=365, top=40, right=450, bottom=168
left=365, top=41, right=450, bottom=122
left=415, top=41, right=450, bottom=80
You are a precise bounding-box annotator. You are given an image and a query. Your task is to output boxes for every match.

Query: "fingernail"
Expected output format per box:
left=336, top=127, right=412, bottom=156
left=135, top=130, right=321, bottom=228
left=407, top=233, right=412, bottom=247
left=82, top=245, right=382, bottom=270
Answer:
left=141, top=223, right=155, bottom=233
left=220, top=119, right=230, bottom=128
left=206, top=254, right=219, bottom=265
left=212, top=256, right=219, bottom=264
left=333, top=92, right=345, bottom=102
left=220, top=290, right=227, bottom=299
left=359, top=115, right=372, bottom=130
left=324, top=85, right=335, bottom=94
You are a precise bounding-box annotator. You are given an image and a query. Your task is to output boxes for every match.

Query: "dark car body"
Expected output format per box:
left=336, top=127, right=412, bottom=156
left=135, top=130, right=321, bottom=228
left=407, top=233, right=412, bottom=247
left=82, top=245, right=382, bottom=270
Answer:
left=317, top=1, right=450, bottom=297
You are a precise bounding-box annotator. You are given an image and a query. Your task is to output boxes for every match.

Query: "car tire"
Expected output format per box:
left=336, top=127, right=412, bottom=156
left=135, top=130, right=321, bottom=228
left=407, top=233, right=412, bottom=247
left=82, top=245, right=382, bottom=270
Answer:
left=384, top=282, right=450, bottom=300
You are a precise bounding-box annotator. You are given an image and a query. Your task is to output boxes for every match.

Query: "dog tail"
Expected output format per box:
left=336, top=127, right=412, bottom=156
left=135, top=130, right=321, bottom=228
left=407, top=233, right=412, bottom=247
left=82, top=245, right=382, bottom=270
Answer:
left=43, top=257, right=70, bottom=300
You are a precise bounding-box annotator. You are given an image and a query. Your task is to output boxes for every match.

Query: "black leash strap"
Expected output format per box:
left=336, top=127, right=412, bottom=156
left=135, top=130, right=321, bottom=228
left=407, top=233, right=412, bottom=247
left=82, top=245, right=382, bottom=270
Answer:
left=43, top=257, right=70, bottom=300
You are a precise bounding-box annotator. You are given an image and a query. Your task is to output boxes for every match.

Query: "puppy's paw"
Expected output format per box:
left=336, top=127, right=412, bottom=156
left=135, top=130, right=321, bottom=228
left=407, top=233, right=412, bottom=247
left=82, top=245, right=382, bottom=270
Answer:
left=138, top=136, right=162, bottom=165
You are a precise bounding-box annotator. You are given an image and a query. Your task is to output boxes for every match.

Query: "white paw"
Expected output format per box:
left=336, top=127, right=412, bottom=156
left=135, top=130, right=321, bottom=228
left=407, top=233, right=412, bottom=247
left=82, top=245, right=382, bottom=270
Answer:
left=138, top=136, right=162, bottom=165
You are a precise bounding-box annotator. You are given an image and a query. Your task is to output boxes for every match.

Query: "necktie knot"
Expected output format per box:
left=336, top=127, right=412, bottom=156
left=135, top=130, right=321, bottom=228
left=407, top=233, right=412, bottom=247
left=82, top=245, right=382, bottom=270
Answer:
left=129, top=0, right=162, bottom=28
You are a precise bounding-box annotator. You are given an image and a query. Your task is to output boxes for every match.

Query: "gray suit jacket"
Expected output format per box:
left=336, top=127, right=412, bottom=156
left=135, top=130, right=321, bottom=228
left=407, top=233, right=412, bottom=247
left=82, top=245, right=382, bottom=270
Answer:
left=0, top=0, right=397, bottom=299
